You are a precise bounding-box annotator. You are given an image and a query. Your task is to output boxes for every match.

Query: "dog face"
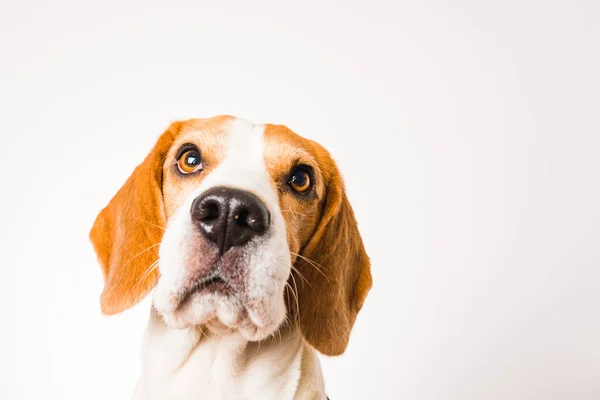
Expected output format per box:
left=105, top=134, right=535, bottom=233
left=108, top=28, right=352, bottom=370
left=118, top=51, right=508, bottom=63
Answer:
left=90, top=116, right=372, bottom=355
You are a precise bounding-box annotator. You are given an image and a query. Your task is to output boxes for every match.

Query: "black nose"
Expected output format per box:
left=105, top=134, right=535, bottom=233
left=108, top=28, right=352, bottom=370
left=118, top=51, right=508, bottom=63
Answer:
left=190, top=186, right=271, bottom=254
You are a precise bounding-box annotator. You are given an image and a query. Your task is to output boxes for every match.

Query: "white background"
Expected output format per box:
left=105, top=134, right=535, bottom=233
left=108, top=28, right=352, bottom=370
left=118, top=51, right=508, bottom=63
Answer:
left=1, top=0, right=599, bottom=399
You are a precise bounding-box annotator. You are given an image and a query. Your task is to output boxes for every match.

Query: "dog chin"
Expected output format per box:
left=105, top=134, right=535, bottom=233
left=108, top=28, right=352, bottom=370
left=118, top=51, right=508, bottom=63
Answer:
left=154, top=292, right=286, bottom=342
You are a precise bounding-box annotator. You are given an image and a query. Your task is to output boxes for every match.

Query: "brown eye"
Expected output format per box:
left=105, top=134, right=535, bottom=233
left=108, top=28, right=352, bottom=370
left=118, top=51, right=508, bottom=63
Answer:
left=177, top=149, right=202, bottom=174
left=288, top=169, right=312, bottom=193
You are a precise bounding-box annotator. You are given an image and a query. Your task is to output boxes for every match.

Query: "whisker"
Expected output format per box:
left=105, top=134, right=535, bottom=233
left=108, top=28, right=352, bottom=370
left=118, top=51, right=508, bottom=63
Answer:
left=122, top=243, right=161, bottom=268
left=290, top=274, right=301, bottom=321
left=290, top=252, right=325, bottom=270
left=284, top=283, right=295, bottom=321
left=280, top=209, right=308, bottom=217
left=139, top=259, right=160, bottom=282
left=209, top=325, right=224, bottom=338
left=290, top=252, right=329, bottom=282
left=290, top=265, right=313, bottom=289
left=198, top=326, right=209, bottom=341
left=136, top=219, right=165, bottom=231
left=284, top=288, right=293, bottom=328
left=125, top=259, right=160, bottom=295
left=285, top=279, right=300, bottom=323
left=115, top=245, right=160, bottom=289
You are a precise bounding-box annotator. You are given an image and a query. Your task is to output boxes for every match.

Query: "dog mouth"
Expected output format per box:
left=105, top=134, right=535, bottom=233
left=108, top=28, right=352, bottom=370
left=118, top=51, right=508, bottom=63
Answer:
left=177, top=274, right=230, bottom=309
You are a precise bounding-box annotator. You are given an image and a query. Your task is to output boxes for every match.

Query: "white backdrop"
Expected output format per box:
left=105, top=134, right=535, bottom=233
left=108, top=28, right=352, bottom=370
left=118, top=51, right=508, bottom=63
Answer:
left=1, top=0, right=599, bottom=399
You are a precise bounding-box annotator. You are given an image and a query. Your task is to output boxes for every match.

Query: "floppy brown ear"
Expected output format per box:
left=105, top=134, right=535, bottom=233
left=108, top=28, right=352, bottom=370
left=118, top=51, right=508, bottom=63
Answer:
left=90, top=122, right=181, bottom=315
left=296, top=159, right=372, bottom=356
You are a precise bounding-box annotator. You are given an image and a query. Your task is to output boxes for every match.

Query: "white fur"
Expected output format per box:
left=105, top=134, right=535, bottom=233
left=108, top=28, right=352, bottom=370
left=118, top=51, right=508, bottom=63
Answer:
left=133, top=313, right=326, bottom=400
left=135, top=119, right=326, bottom=399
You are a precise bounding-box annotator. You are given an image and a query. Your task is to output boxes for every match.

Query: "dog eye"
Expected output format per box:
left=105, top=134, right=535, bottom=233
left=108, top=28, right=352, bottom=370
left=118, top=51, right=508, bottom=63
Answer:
left=177, top=148, right=202, bottom=174
left=288, top=168, right=312, bottom=194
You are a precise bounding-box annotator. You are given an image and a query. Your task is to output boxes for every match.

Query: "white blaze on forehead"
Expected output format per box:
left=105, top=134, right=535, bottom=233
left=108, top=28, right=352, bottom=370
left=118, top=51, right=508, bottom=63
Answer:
left=198, top=118, right=275, bottom=204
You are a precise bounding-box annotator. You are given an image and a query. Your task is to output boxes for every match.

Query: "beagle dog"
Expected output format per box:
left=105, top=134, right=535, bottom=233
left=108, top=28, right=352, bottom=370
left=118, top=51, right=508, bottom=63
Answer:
left=90, top=116, right=372, bottom=400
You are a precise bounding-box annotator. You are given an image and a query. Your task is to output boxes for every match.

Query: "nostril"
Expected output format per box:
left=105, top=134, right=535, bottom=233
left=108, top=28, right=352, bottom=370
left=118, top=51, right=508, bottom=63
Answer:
left=234, top=210, right=250, bottom=228
left=201, top=201, right=220, bottom=221
left=191, top=198, right=221, bottom=222
left=235, top=208, right=269, bottom=234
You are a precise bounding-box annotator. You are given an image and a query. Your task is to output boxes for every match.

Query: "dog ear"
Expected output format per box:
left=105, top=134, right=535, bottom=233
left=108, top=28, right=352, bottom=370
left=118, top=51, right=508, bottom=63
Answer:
left=296, top=156, right=372, bottom=356
left=89, top=122, right=181, bottom=315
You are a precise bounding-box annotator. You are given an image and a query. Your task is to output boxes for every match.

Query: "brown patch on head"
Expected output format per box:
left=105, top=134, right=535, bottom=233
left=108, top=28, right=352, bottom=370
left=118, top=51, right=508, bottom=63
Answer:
left=263, top=124, right=324, bottom=255
left=90, top=115, right=234, bottom=314
left=263, top=124, right=372, bottom=356
left=162, top=115, right=234, bottom=218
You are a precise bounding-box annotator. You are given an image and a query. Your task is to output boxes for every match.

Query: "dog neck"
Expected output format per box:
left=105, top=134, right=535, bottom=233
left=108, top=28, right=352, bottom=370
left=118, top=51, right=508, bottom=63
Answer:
left=133, top=310, right=326, bottom=400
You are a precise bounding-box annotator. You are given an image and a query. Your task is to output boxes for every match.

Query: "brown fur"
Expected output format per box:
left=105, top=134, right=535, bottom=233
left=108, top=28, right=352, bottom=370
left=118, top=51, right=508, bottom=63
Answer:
left=264, top=124, right=372, bottom=356
left=90, top=121, right=182, bottom=314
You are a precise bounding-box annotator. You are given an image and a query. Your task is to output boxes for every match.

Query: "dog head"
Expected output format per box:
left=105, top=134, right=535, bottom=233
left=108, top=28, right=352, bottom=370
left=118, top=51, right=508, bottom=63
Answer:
left=90, top=116, right=372, bottom=355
